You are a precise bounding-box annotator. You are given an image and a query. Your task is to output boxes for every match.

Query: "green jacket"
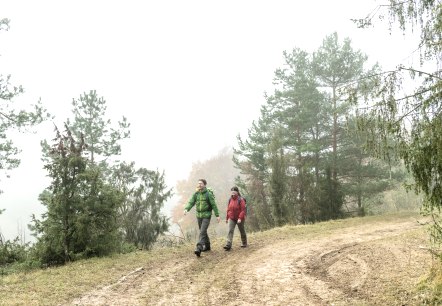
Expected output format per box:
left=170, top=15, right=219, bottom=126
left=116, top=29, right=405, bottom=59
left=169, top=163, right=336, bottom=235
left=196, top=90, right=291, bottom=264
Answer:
left=185, top=188, right=220, bottom=219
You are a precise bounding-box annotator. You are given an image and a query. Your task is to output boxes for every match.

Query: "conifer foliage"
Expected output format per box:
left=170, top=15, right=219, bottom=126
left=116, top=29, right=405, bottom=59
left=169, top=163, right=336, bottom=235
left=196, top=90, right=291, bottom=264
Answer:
left=30, top=125, right=121, bottom=264
left=32, top=91, right=171, bottom=264
left=234, top=33, right=403, bottom=230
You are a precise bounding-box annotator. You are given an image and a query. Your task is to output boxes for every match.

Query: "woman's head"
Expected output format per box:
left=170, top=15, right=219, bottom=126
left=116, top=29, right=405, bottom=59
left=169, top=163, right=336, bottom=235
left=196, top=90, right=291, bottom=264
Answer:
left=231, top=186, right=240, bottom=197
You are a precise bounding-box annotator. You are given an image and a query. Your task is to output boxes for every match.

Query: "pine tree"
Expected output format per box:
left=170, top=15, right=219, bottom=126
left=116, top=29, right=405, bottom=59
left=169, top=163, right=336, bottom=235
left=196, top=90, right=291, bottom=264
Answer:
left=108, top=162, right=172, bottom=250
left=30, top=125, right=121, bottom=265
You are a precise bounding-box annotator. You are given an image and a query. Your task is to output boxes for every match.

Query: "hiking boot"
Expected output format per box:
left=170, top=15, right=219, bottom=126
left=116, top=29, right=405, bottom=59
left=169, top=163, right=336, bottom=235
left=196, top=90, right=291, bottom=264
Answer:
left=240, top=244, right=247, bottom=248
left=202, top=243, right=211, bottom=252
left=194, top=244, right=202, bottom=257
left=223, top=245, right=231, bottom=251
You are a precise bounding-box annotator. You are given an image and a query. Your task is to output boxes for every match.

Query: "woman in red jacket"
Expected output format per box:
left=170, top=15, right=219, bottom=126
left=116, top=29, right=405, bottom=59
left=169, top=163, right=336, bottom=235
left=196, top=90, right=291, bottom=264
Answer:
left=223, top=186, right=247, bottom=251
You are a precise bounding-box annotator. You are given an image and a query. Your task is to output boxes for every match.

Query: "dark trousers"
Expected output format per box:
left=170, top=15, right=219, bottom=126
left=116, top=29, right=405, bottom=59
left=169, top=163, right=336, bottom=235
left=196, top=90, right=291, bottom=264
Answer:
left=226, top=219, right=247, bottom=247
left=197, top=217, right=211, bottom=247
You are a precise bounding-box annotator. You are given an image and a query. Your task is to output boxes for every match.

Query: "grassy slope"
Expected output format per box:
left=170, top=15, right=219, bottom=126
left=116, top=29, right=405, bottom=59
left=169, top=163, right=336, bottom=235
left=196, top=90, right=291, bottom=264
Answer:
left=0, top=211, right=436, bottom=305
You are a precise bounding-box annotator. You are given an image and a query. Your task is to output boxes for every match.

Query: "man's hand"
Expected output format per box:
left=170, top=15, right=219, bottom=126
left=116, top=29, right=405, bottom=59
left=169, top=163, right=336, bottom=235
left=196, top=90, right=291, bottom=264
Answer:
left=217, top=216, right=221, bottom=223
left=225, top=219, right=228, bottom=224
left=184, top=210, right=187, bottom=216
left=238, top=219, right=242, bottom=224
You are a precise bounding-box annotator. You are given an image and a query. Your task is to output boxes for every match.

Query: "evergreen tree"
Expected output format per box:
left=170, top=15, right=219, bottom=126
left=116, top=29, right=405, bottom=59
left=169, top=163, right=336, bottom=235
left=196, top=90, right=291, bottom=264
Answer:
left=340, top=118, right=405, bottom=215
left=67, top=90, right=130, bottom=166
left=311, top=32, right=381, bottom=220
left=235, top=33, right=394, bottom=229
left=266, top=48, right=330, bottom=223
left=234, top=113, right=274, bottom=231
left=268, top=128, right=287, bottom=226
left=312, top=32, right=378, bottom=181
left=30, top=125, right=121, bottom=265
left=315, top=167, right=344, bottom=221
left=108, top=161, right=172, bottom=250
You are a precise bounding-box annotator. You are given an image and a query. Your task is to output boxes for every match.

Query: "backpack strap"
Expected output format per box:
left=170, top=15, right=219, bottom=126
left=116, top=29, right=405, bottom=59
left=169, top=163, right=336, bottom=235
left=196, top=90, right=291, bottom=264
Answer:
left=205, top=190, right=213, bottom=210
left=227, top=196, right=242, bottom=206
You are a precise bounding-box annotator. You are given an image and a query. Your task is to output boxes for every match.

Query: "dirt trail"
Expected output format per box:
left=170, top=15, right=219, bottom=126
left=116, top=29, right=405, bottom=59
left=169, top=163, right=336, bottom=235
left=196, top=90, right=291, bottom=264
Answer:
left=67, top=216, right=432, bottom=306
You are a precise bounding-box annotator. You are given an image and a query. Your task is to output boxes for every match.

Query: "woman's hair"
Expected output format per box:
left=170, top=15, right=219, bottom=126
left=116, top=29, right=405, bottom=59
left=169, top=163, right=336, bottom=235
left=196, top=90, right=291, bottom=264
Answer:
left=231, top=186, right=241, bottom=196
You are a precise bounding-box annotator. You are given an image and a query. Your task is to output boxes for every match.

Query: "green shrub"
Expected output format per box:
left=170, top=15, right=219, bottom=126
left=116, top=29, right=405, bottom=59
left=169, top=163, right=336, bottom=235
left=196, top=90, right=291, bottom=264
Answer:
left=0, top=237, right=30, bottom=265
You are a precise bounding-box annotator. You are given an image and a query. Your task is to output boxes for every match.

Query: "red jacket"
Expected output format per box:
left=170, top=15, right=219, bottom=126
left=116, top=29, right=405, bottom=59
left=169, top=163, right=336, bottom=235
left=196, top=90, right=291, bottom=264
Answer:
left=226, top=195, right=246, bottom=221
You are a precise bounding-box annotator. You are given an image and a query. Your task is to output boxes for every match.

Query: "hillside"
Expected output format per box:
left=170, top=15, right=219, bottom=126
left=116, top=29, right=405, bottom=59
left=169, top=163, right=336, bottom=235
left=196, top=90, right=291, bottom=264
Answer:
left=0, top=212, right=434, bottom=305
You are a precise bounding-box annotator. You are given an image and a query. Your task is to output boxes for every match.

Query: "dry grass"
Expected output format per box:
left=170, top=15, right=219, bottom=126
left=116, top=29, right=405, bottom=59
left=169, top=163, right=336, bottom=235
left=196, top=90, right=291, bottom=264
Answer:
left=0, top=211, right=434, bottom=306
left=0, top=247, right=189, bottom=305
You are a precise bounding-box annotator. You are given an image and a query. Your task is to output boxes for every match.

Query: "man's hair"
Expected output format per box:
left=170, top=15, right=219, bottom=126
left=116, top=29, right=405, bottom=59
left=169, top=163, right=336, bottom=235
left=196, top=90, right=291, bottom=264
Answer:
left=199, top=179, right=207, bottom=186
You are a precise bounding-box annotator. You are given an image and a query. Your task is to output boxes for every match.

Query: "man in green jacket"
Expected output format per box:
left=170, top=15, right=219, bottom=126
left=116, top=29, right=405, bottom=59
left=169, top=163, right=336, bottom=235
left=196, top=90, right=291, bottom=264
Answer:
left=184, top=178, right=221, bottom=257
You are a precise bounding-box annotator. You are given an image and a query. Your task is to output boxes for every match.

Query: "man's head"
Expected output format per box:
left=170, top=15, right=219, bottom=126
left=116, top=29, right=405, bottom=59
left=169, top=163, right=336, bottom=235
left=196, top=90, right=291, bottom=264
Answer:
left=197, top=179, right=207, bottom=190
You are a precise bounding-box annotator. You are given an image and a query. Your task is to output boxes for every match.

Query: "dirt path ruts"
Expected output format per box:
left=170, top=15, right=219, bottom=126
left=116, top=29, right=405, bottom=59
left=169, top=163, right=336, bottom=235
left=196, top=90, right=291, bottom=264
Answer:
left=67, top=217, right=432, bottom=306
